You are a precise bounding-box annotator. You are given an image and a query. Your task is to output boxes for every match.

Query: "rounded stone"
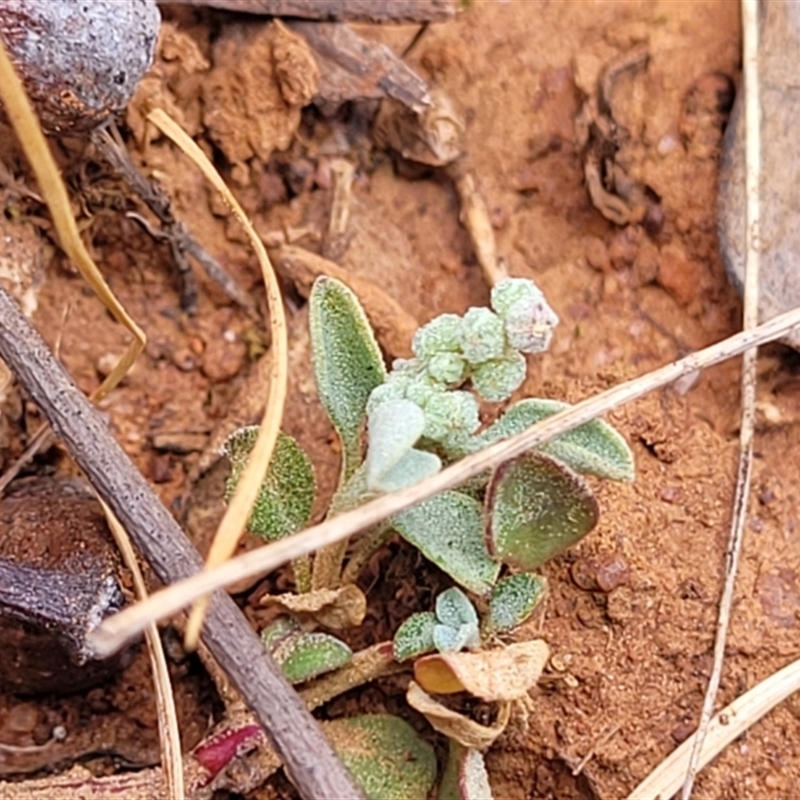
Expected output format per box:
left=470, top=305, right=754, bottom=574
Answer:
left=0, top=0, right=160, bottom=132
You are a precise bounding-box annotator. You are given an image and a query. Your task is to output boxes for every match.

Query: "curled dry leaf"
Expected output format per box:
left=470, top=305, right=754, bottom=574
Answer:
left=375, top=89, right=465, bottom=167
left=259, top=584, right=367, bottom=629
left=413, top=640, right=550, bottom=701
left=406, top=681, right=511, bottom=750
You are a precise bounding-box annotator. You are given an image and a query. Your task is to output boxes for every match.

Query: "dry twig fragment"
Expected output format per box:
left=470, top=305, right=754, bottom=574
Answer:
left=174, top=0, right=456, bottom=23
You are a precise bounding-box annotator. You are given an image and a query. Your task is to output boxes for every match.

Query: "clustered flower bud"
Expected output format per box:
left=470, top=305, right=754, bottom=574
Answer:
left=367, top=278, right=558, bottom=456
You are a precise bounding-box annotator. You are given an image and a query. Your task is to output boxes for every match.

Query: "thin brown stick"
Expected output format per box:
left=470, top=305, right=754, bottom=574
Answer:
left=681, top=2, right=761, bottom=796
left=91, top=127, right=256, bottom=315
left=448, top=164, right=508, bottom=288
left=91, top=303, right=800, bottom=655
left=0, top=284, right=362, bottom=800
left=179, top=0, right=457, bottom=23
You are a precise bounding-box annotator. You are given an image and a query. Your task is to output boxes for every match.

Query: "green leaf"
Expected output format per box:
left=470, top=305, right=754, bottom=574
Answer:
left=324, top=715, right=437, bottom=800
left=486, top=573, right=547, bottom=634
left=223, top=428, right=315, bottom=541
left=436, top=587, right=479, bottom=629
left=260, top=615, right=302, bottom=651
left=433, top=623, right=480, bottom=653
left=392, top=492, right=501, bottom=595
left=271, top=630, right=353, bottom=685
left=486, top=452, right=599, bottom=570
left=310, top=276, right=387, bottom=480
left=439, top=741, right=494, bottom=800
left=393, top=611, right=437, bottom=661
left=366, top=399, right=441, bottom=491
left=375, top=448, right=442, bottom=492
left=471, top=398, right=634, bottom=482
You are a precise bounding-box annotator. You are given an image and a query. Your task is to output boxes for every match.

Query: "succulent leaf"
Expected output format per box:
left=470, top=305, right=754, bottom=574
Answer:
left=310, top=276, right=386, bottom=479
left=260, top=615, right=302, bottom=652
left=473, top=398, right=635, bottom=482
left=427, top=350, right=468, bottom=386
left=223, top=427, right=315, bottom=540
left=392, top=492, right=501, bottom=595
left=393, top=611, right=437, bottom=661
left=486, top=452, right=599, bottom=571
left=433, top=622, right=480, bottom=653
left=435, top=587, right=479, bottom=629
left=324, top=715, right=437, bottom=800
left=486, top=573, right=547, bottom=634
left=374, top=447, right=443, bottom=493
left=412, top=313, right=463, bottom=358
left=366, top=398, right=441, bottom=491
left=271, top=630, right=353, bottom=685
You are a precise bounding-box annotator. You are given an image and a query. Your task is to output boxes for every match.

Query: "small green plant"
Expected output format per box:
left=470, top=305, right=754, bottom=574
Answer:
left=223, top=274, right=634, bottom=799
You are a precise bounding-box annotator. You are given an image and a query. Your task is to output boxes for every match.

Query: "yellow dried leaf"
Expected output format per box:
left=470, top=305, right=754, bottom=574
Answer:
left=414, top=640, right=549, bottom=701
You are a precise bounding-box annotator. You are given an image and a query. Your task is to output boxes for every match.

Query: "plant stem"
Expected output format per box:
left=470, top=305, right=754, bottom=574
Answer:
left=311, top=466, right=373, bottom=590
left=291, top=554, right=313, bottom=593
left=300, top=642, right=399, bottom=710
left=341, top=522, right=393, bottom=586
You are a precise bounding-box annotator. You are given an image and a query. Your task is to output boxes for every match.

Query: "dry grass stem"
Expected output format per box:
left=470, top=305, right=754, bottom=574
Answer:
left=631, top=656, right=800, bottom=799
left=449, top=165, right=508, bottom=287
left=681, top=2, right=761, bottom=795
left=0, top=40, right=145, bottom=402
left=90, top=303, right=800, bottom=656
left=100, top=499, right=185, bottom=800
left=142, top=108, right=290, bottom=650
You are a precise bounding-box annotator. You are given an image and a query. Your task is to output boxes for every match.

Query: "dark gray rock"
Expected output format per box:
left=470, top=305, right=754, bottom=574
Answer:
left=0, top=0, right=160, bottom=132
left=718, top=1, right=800, bottom=350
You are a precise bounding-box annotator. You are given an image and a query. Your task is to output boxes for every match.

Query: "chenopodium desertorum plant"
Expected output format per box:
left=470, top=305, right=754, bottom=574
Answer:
left=223, top=275, right=634, bottom=799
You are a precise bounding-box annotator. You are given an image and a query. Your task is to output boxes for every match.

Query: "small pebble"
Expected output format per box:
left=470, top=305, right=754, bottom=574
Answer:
left=201, top=337, right=247, bottom=383
left=657, top=134, right=679, bottom=156
left=584, top=236, right=611, bottom=272
left=5, top=703, right=39, bottom=733
left=0, top=0, right=160, bottom=133
left=759, top=487, right=775, bottom=505
left=570, top=553, right=630, bottom=592
left=150, top=453, right=174, bottom=484
left=657, top=243, right=697, bottom=305
left=489, top=206, right=509, bottom=230
left=670, top=721, right=695, bottom=744
left=171, top=347, right=198, bottom=372
left=608, top=226, right=642, bottom=270
left=659, top=485, right=682, bottom=503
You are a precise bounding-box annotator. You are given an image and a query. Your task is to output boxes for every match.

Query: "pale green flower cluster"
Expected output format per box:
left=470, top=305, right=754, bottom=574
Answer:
left=366, top=278, right=558, bottom=452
